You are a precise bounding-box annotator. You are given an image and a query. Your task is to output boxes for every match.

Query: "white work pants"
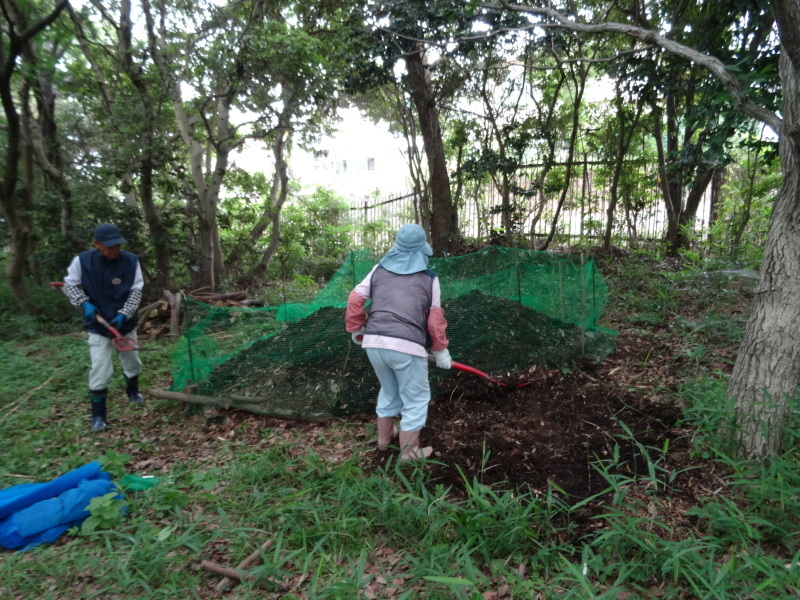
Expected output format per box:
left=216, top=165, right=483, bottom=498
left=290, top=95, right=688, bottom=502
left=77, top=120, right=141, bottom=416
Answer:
left=87, top=331, right=142, bottom=391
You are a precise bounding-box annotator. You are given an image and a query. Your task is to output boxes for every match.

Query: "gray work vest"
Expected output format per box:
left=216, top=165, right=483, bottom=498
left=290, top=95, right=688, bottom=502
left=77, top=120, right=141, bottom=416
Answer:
left=365, top=266, right=436, bottom=347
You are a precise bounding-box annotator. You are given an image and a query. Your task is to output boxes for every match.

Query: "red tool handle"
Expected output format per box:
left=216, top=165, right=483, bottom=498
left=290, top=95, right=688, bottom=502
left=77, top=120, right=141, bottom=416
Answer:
left=452, top=361, right=492, bottom=379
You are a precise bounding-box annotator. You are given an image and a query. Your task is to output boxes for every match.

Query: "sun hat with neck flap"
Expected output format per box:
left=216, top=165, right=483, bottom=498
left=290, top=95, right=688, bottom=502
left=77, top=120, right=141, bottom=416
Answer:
left=379, top=224, right=433, bottom=275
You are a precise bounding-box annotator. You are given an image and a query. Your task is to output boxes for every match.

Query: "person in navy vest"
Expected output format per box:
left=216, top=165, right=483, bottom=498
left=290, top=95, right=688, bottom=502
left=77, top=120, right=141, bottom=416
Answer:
left=345, top=224, right=452, bottom=460
left=63, top=224, right=145, bottom=432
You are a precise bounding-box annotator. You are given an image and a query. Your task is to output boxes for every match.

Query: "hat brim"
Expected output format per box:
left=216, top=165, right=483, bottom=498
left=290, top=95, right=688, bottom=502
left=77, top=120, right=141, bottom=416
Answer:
left=96, top=235, right=127, bottom=247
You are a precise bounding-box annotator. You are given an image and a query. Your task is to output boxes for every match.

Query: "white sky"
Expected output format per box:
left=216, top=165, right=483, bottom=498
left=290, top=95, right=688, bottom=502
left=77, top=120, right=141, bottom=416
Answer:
left=234, top=108, right=411, bottom=202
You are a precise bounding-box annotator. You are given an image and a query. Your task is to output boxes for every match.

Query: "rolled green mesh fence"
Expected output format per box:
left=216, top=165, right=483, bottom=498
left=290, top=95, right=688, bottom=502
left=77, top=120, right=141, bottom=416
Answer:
left=170, top=246, right=617, bottom=418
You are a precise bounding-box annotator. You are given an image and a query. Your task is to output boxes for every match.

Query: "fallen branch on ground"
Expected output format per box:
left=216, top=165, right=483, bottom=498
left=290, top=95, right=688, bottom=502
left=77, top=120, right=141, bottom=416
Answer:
left=146, top=389, right=333, bottom=421
left=212, top=540, right=273, bottom=598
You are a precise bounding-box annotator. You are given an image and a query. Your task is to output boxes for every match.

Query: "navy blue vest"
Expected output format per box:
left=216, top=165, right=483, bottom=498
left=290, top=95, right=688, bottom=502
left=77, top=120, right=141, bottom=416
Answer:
left=78, top=249, right=139, bottom=337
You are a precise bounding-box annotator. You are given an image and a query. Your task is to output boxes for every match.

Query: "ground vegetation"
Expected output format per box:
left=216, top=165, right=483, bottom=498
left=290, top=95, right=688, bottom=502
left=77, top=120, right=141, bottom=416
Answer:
left=2, top=250, right=798, bottom=599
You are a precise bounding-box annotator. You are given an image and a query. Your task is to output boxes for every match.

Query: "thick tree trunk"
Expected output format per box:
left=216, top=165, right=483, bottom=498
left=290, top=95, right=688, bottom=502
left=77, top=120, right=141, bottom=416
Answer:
left=139, top=159, right=172, bottom=290
left=0, top=1, right=67, bottom=307
left=728, top=48, right=800, bottom=458
left=673, top=167, right=715, bottom=252
left=0, top=50, right=27, bottom=305
left=404, top=45, right=458, bottom=253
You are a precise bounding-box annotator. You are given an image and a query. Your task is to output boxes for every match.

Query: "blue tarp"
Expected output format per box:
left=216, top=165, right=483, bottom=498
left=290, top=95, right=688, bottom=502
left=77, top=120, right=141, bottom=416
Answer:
left=0, top=461, right=121, bottom=550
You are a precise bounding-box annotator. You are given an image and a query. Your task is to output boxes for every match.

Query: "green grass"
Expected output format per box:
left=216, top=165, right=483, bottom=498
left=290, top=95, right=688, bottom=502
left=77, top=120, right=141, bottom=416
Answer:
left=2, top=253, right=800, bottom=598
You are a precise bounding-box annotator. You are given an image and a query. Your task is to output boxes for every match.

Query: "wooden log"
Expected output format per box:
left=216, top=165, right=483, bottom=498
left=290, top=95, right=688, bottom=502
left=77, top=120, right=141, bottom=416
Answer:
left=146, top=389, right=333, bottom=422
left=212, top=540, right=273, bottom=598
left=190, top=291, right=247, bottom=302
left=138, top=299, right=165, bottom=319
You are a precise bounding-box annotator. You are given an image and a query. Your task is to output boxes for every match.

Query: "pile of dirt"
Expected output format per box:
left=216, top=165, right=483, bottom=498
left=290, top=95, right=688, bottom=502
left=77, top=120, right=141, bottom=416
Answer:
left=368, top=330, right=713, bottom=519
left=441, top=289, right=615, bottom=371
left=197, top=291, right=615, bottom=418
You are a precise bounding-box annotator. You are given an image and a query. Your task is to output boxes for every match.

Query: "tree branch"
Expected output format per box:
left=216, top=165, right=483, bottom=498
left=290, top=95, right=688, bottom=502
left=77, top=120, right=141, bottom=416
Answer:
left=488, top=1, right=783, bottom=135
left=17, top=0, right=68, bottom=46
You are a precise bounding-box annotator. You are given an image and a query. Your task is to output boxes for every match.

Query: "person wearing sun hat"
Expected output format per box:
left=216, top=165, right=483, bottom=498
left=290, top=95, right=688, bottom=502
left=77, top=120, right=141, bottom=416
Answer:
left=345, top=223, right=452, bottom=460
left=63, top=224, right=145, bottom=432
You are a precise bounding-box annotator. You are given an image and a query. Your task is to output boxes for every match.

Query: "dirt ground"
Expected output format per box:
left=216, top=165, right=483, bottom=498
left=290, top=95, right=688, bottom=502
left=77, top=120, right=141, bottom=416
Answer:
left=365, top=326, right=725, bottom=518
left=104, top=319, right=737, bottom=544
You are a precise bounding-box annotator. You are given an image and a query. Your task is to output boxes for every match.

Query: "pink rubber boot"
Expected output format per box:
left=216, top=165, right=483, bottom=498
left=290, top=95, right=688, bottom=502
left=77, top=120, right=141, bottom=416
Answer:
left=398, top=430, right=432, bottom=460
left=377, top=417, right=399, bottom=451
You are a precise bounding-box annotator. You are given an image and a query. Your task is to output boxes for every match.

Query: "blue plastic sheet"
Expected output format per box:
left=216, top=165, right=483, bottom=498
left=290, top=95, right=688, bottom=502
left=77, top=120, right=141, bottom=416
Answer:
left=0, top=461, right=121, bottom=550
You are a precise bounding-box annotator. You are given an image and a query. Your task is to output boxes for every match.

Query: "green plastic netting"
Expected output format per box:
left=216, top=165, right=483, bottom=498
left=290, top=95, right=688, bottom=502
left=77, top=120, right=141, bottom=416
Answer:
left=170, top=246, right=617, bottom=418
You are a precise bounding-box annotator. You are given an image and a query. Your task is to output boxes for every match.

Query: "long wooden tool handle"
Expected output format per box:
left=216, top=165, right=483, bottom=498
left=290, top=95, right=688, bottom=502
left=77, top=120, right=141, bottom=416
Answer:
left=94, top=313, right=123, bottom=338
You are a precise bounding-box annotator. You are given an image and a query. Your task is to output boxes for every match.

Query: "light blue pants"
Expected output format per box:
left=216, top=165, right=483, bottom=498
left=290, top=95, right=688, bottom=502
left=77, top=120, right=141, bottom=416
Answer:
left=88, top=331, right=142, bottom=390
left=366, top=348, right=430, bottom=432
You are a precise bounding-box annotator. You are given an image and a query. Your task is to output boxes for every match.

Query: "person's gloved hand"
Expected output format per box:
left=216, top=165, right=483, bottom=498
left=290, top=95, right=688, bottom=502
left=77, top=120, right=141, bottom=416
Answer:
left=351, top=328, right=365, bottom=345
left=81, top=302, right=98, bottom=319
left=432, top=349, right=452, bottom=369
left=111, top=313, right=125, bottom=329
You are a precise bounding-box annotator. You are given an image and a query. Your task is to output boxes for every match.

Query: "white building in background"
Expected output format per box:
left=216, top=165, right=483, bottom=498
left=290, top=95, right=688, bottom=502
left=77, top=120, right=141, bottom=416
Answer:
left=233, top=108, right=412, bottom=204
left=292, top=108, right=411, bottom=202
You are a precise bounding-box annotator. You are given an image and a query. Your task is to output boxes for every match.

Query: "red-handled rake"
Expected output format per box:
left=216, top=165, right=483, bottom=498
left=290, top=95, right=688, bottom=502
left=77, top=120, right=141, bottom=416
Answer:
left=451, top=361, right=507, bottom=387
left=428, top=355, right=515, bottom=387
left=93, top=313, right=144, bottom=352
left=49, top=281, right=149, bottom=352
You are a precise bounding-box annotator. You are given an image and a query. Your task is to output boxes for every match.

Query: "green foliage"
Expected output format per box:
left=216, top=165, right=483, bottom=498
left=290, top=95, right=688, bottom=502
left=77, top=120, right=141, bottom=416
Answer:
left=3, top=310, right=800, bottom=599
left=0, top=267, right=78, bottom=340
left=98, top=450, right=132, bottom=479
left=706, top=136, right=780, bottom=267
left=80, top=492, right=128, bottom=533
left=276, top=187, right=355, bottom=282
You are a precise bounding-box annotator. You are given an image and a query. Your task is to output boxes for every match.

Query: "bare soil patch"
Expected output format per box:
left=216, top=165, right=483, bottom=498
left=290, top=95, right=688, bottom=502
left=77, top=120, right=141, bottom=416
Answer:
left=362, top=332, right=722, bottom=536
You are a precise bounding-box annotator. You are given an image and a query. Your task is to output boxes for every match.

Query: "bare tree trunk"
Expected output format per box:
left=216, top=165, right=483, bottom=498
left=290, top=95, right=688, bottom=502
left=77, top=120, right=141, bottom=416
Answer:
left=171, top=95, right=232, bottom=292
left=0, top=1, right=67, bottom=308
left=727, top=48, right=800, bottom=458
left=394, top=88, right=431, bottom=234
left=674, top=167, right=715, bottom=251
left=404, top=45, right=458, bottom=253
left=541, top=63, right=587, bottom=250
left=139, top=159, right=172, bottom=290
left=604, top=86, right=644, bottom=250
left=250, top=90, right=292, bottom=280
left=20, top=86, right=36, bottom=280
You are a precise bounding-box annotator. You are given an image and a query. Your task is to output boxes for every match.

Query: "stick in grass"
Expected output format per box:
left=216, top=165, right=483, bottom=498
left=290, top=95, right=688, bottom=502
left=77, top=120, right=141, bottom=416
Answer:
left=7, top=375, right=55, bottom=416
left=200, top=560, right=285, bottom=593
left=211, top=540, right=273, bottom=598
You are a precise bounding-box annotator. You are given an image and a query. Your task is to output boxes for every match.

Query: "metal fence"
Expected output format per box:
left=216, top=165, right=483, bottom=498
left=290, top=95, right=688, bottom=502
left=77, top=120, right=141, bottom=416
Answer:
left=350, top=159, right=714, bottom=250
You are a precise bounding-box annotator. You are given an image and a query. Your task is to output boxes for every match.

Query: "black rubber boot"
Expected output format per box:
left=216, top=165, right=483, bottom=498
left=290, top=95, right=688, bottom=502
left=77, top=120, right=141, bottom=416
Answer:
left=89, top=389, right=108, bottom=432
left=125, top=375, right=144, bottom=405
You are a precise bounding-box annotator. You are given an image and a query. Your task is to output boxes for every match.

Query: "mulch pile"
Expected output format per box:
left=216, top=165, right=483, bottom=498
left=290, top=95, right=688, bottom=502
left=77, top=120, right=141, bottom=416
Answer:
left=367, top=327, right=725, bottom=525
